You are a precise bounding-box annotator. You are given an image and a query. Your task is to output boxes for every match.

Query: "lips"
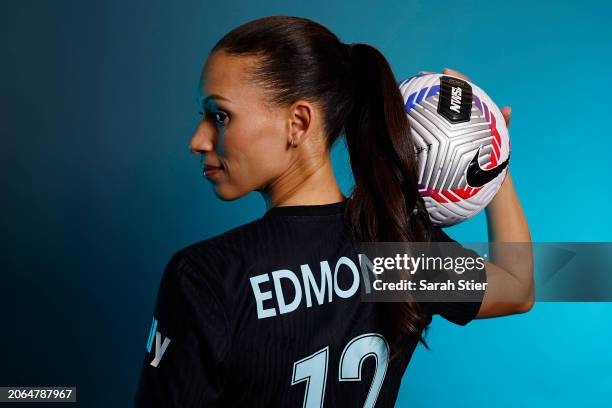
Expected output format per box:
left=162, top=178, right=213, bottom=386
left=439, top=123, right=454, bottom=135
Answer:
left=203, top=163, right=223, bottom=178
left=204, top=164, right=223, bottom=171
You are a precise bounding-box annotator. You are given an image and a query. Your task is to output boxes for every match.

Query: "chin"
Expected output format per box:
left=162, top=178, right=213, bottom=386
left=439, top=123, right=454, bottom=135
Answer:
left=212, top=184, right=245, bottom=201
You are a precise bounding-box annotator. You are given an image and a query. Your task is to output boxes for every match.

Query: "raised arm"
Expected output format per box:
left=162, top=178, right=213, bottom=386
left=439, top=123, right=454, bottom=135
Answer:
left=419, top=68, right=535, bottom=318
left=478, top=170, right=535, bottom=317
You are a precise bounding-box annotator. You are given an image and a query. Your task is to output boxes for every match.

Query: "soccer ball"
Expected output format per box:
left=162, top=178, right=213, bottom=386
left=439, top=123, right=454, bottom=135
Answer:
left=399, top=73, right=510, bottom=227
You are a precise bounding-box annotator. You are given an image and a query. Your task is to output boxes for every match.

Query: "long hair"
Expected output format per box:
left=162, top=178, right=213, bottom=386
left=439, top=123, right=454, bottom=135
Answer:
left=211, top=16, right=434, bottom=352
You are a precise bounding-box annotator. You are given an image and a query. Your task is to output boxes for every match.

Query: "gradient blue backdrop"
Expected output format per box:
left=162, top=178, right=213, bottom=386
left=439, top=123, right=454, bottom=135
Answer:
left=2, top=0, right=611, bottom=406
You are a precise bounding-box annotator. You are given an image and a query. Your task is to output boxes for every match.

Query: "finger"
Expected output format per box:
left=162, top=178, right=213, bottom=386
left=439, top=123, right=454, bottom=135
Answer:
left=442, top=67, right=471, bottom=82
left=501, top=106, right=512, bottom=128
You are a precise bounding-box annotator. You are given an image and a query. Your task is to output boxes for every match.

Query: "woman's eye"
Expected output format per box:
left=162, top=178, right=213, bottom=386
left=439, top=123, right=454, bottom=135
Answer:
left=197, top=109, right=228, bottom=127
left=213, top=111, right=228, bottom=126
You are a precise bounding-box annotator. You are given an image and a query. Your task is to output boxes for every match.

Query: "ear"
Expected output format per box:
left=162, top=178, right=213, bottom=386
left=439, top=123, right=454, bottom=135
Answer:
left=287, top=100, right=315, bottom=148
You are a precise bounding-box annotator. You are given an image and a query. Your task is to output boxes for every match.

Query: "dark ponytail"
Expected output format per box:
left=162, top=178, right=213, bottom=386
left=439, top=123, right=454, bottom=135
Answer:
left=211, top=16, right=433, bottom=352
left=343, top=42, right=432, bottom=242
left=342, top=43, right=433, bottom=351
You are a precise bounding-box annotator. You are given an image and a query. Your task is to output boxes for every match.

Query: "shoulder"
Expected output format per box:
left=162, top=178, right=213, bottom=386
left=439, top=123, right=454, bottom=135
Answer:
left=176, top=216, right=269, bottom=265
left=156, top=218, right=269, bottom=324
left=164, top=217, right=272, bottom=293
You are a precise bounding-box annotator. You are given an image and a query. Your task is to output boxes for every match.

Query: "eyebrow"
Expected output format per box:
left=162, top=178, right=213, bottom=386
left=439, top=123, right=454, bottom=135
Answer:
left=202, top=94, right=232, bottom=104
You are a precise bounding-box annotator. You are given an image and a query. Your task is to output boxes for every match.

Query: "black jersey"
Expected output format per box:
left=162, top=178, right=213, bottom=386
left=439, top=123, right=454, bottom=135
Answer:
left=134, top=199, right=486, bottom=407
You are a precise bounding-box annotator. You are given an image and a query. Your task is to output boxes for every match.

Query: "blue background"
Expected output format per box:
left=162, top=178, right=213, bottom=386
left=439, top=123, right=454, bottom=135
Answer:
left=1, top=0, right=611, bottom=406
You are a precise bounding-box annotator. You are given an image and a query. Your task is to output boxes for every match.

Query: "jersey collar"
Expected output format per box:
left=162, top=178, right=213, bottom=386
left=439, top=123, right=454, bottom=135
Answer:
left=264, top=199, right=348, bottom=217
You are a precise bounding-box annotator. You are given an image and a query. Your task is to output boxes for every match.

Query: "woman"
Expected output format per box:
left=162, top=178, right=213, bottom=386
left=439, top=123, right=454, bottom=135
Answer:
left=135, top=16, right=533, bottom=407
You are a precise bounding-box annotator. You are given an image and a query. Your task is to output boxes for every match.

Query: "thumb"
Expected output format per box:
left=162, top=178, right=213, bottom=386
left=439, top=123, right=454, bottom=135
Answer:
left=501, top=106, right=512, bottom=128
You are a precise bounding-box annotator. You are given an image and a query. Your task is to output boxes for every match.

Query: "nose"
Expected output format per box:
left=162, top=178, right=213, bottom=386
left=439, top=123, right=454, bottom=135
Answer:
left=190, top=120, right=216, bottom=155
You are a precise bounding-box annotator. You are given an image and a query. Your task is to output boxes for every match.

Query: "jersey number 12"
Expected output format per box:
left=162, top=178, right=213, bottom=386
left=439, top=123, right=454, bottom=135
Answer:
left=291, top=333, right=390, bottom=408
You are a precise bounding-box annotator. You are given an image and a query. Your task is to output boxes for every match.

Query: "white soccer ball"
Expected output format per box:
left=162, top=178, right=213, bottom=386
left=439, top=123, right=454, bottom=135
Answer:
left=399, top=73, right=510, bottom=227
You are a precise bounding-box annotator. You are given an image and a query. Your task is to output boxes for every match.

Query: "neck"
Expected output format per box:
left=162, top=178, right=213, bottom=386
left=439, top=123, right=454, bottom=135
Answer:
left=259, top=154, right=346, bottom=210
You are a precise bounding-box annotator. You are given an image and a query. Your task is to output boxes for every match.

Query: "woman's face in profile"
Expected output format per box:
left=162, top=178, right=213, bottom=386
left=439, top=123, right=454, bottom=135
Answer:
left=191, top=51, right=292, bottom=200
